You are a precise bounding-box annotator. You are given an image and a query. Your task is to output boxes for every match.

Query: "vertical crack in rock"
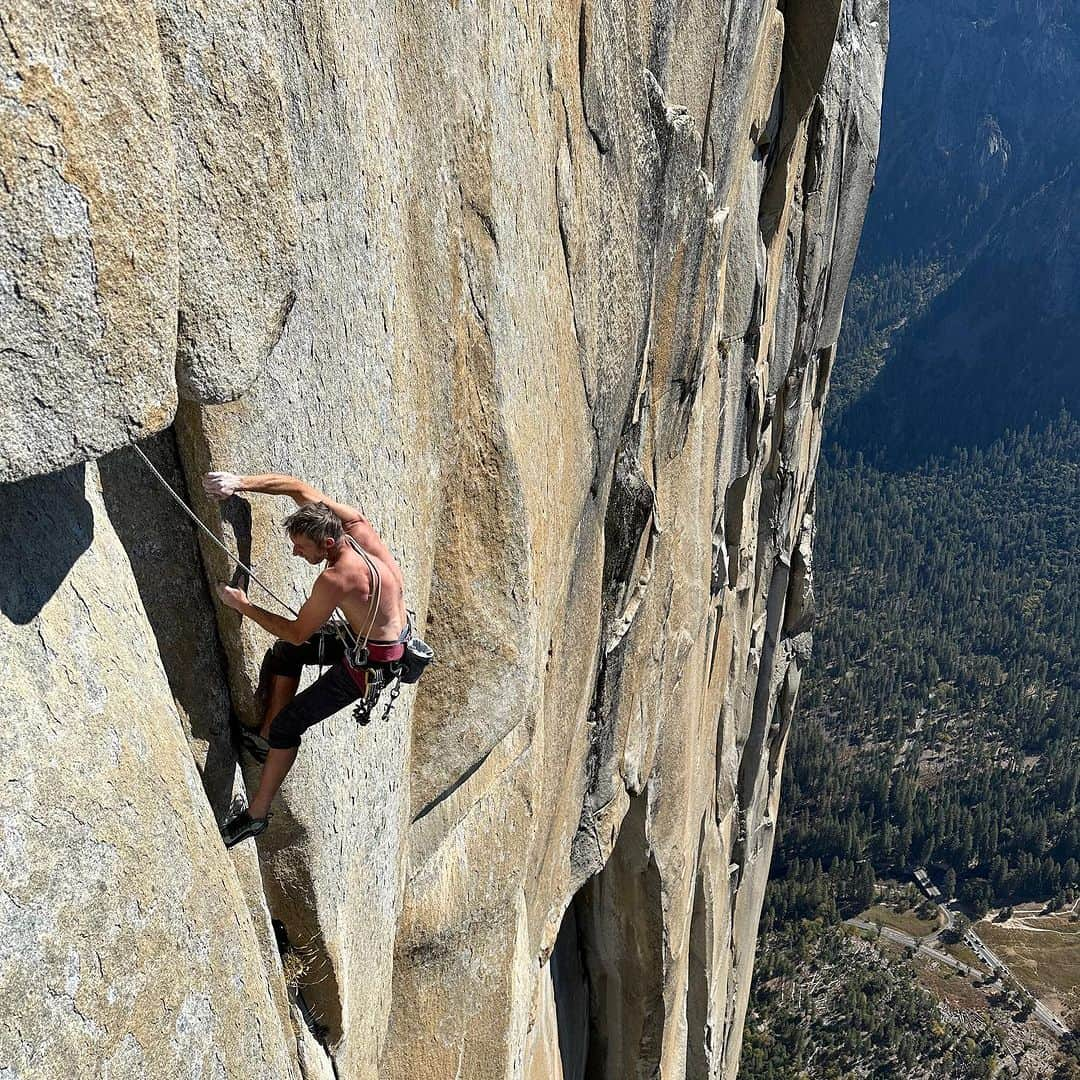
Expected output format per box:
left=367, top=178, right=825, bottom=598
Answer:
left=570, top=404, right=657, bottom=890
left=700, top=47, right=720, bottom=175
left=555, top=90, right=604, bottom=495
left=640, top=72, right=726, bottom=463
left=577, top=0, right=608, bottom=156
left=172, top=404, right=350, bottom=1058
left=97, top=431, right=238, bottom=818
left=555, top=157, right=583, bottom=353
left=600, top=429, right=657, bottom=653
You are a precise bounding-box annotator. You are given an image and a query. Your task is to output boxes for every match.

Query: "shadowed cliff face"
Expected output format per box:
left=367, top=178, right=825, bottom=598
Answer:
left=831, top=0, right=1077, bottom=468
left=0, top=2, right=886, bottom=1078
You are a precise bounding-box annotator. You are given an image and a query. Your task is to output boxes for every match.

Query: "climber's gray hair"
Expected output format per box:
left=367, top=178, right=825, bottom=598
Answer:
left=283, top=502, right=343, bottom=546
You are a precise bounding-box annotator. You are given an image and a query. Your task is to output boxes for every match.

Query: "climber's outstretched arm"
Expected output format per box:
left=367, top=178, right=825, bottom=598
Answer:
left=204, top=470, right=324, bottom=507
left=204, top=470, right=385, bottom=552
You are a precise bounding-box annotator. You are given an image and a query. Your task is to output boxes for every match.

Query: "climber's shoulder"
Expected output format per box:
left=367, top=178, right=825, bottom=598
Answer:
left=342, top=520, right=403, bottom=584
left=317, top=547, right=373, bottom=602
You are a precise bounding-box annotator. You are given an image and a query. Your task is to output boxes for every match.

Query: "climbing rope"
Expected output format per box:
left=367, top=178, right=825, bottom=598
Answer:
left=133, top=445, right=359, bottom=645
left=342, top=535, right=382, bottom=654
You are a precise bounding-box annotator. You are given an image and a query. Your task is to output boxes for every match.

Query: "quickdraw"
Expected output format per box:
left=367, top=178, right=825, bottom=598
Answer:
left=350, top=665, right=402, bottom=726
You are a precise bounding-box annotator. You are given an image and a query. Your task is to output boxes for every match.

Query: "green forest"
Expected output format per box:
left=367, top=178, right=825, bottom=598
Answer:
left=764, top=411, right=1080, bottom=929
left=741, top=408, right=1079, bottom=1077
left=824, top=257, right=957, bottom=419
left=740, top=921, right=1009, bottom=1079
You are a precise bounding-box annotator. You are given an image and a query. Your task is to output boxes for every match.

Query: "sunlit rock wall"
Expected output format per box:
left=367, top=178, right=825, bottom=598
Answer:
left=0, top=1, right=886, bottom=1077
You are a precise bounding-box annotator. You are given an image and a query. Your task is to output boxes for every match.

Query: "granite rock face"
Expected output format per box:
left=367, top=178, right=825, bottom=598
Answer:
left=0, top=0, right=178, bottom=482
left=0, top=2, right=886, bottom=1078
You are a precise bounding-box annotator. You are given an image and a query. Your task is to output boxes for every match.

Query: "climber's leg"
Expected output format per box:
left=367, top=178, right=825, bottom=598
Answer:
left=221, top=655, right=359, bottom=845
left=247, top=747, right=299, bottom=820
left=259, top=673, right=300, bottom=740
left=248, top=663, right=361, bottom=818
left=248, top=632, right=347, bottom=752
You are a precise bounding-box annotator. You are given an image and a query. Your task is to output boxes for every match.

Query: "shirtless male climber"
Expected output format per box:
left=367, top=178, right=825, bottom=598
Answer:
left=203, top=470, right=408, bottom=847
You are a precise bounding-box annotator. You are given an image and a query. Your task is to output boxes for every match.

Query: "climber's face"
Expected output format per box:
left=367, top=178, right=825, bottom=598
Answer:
left=289, top=532, right=333, bottom=565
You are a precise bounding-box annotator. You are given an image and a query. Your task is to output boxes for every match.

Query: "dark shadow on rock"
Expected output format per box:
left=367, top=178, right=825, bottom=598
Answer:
left=576, top=793, right=664, bottom=1078
left=252, top=787, right=346, bottom=1050
left=686, top=854, right=711, bottom=1078
left=99, top=432, right=238, bottom=817
left=221, top=496, right=253, bottom=591
left=550, top=897, right=590, bottom=1080
left=0, top=464, right=94, bottom=624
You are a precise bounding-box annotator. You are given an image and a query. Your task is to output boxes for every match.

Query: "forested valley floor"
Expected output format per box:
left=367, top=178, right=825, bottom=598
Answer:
left=740, top=407, right=1080, bottom=1078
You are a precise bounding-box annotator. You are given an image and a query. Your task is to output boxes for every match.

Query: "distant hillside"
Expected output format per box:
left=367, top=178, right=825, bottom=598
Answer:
left=860, top=0, right=1076, bottom=263
left=829, top=0, right=1078, bottom=468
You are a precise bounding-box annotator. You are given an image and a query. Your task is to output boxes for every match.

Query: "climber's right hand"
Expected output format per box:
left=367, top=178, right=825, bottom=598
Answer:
left=203, top=471, right=244, bottom=501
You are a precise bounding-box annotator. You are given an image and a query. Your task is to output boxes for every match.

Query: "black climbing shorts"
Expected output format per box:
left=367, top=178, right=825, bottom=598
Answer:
left=266, top=660, right=363, bottom=750
left=264, top=631, right=360, bottom=750
left=263, top=631, right=346, bottom=680
left=263, top=630, right=400, bottom=750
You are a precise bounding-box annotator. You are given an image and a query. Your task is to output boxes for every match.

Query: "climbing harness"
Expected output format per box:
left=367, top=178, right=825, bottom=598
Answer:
left=367, top=624, right=433, bottom=722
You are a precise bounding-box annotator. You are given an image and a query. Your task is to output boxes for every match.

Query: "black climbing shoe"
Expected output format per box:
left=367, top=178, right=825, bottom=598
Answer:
left=220, top=809, right=269, bottom=848
left=240, top=730, right=270, bottom=764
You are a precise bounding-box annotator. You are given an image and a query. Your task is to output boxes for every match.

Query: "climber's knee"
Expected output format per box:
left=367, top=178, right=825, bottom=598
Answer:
left=267, top=704, right=305, bottom=750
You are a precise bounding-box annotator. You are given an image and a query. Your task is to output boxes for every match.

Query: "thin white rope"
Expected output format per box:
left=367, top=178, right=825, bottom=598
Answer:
left=344, top=535, right=382, bottom=652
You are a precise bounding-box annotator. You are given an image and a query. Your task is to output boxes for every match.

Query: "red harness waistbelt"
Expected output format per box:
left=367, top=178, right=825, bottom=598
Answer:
left=365, top=640, right=406, bottom=663
left=343, top=640, right=406, bottom=692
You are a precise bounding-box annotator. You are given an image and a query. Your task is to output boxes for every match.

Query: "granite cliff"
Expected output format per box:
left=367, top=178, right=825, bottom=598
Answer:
left=0, top=2, right=886, bottom=1077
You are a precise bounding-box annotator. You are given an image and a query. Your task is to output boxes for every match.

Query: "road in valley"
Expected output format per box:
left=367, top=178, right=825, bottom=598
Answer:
left=960, top=927, right=1070, bottom=1038
left=846, top=918, right=979, bottom=976
left=845, top=916, right=1070, bottom=1039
